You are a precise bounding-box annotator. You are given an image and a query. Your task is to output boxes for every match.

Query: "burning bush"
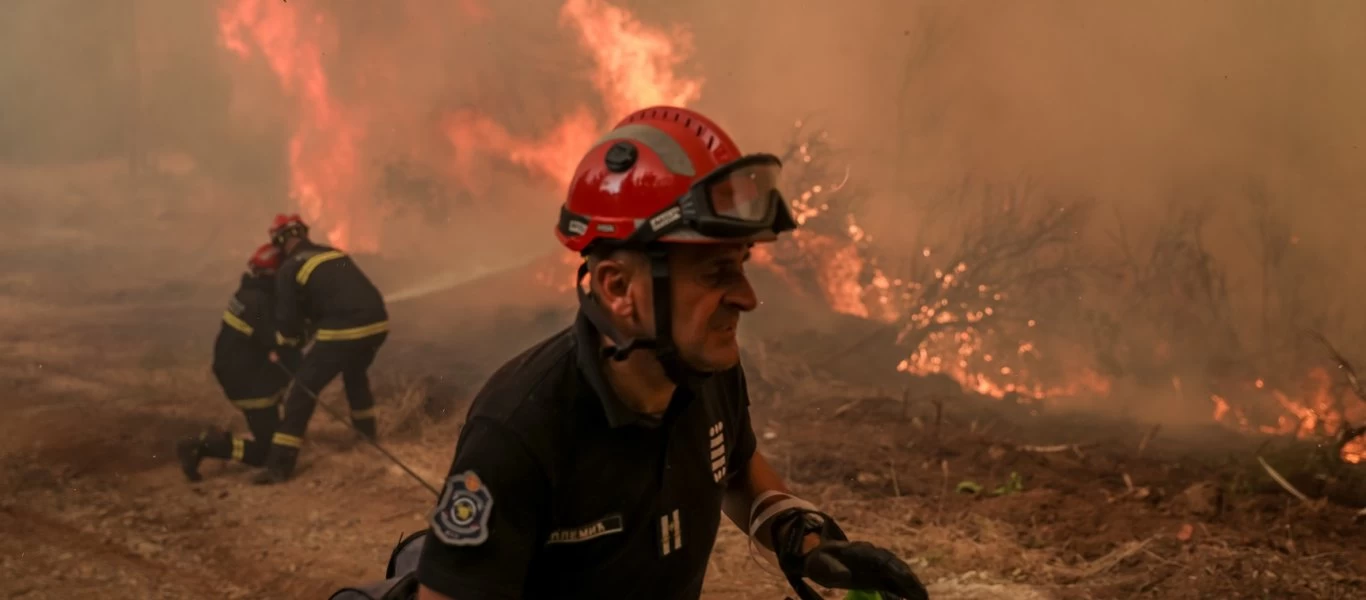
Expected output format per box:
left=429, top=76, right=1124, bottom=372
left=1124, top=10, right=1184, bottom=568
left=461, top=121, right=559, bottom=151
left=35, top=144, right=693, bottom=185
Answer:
left=756, top=121, right=1102, bottom=401
left=752, top=121, right=1366, bottom=468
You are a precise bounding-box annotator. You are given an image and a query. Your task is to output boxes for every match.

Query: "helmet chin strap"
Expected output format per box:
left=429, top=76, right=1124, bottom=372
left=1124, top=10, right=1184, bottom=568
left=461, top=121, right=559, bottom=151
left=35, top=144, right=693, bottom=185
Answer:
left=575, top=248, right=711, bottom=388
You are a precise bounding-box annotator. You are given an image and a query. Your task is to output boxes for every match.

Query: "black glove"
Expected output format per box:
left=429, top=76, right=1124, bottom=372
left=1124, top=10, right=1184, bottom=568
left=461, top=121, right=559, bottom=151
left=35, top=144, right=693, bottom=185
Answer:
left=804, top=540, right=928, bottom=600
left=772, top=509, right=929, bottom=600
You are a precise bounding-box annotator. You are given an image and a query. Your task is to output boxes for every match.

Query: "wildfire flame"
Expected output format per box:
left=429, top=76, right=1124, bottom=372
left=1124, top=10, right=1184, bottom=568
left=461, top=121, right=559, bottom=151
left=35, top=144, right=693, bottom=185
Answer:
left=444, top=0, right=702, bottom=191
left=441, top=0, right=703, bottom=292
left=218, top=0, right=373, bottom=252
left=1211, top=368, right=1366, bottom=463
left=751, top=123, right=1363, bottom=462
left=751, top=137, right=1096, bottom=401
left=217, top=0, right=688, bottom=256
left=216, top=0, right=1362, bottom=465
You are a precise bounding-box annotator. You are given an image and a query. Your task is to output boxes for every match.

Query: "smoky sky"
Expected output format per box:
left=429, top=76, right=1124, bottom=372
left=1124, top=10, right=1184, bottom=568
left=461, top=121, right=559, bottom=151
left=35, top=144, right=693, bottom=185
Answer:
left=3, top=0, right=1364, bottom=319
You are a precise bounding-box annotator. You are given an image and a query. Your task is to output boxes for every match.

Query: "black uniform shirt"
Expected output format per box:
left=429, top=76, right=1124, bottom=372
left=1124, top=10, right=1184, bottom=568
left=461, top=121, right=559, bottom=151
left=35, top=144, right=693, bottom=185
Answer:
left=216, top=273, right=280, bottom=355
left=274, top=240, right=388, bottom=343
left=416, top=312, right=758, bottom=599
left=212, top=274, right=285, bottom=395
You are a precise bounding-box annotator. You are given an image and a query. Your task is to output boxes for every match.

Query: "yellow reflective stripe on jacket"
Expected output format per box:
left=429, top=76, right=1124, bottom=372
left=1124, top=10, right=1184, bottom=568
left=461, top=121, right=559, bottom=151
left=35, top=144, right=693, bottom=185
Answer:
left=314, top=321, right=388, bottom=341
left=276, top=332, right=300, bottom=347
left=222, top=311, right=254, bottom=336
left=232, top=396, right=278, bottom=410
left=296, top=251, right=346, bottom=286
left=272, top=432, right=303, bottom=448
left=231, top=438, right=245, bottom=462
left=351, top=407, right=376, bottom=420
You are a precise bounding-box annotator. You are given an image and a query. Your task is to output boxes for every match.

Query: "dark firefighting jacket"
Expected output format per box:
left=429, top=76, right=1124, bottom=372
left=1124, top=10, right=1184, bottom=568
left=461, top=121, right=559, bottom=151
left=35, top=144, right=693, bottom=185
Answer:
left=274, top=240, right=388, bottom=347
left=213, top=273, right=294, bottom=402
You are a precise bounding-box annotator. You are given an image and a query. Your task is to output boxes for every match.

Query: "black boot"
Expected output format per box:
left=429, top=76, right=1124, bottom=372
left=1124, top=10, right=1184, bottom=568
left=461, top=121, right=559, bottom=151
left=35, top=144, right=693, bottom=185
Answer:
left=175, top=428, right=229, bottom=483
left=253, top=444, right=299, bottom=485
left=175, top=437, right=205, bottom=483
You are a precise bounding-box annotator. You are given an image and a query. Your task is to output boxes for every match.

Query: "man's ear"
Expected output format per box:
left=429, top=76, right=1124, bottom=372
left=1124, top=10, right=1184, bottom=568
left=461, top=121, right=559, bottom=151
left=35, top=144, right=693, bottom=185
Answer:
left=591, top=256, right=636, bottom=318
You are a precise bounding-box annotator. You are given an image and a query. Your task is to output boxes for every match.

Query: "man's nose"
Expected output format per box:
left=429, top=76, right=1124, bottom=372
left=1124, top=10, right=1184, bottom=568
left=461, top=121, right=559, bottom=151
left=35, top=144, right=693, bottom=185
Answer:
left=725, top=275, right=759, bottom=312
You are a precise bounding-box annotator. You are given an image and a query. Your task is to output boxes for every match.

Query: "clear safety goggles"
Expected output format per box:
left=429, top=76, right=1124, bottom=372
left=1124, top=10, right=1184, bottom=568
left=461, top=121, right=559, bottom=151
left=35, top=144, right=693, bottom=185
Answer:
left=628, top=153, right=798, bottom=244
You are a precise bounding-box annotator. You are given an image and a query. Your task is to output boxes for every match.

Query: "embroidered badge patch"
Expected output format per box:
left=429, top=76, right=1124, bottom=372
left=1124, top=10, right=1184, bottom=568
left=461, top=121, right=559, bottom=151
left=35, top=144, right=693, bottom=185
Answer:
left=429, top=470, right=494, bottom=546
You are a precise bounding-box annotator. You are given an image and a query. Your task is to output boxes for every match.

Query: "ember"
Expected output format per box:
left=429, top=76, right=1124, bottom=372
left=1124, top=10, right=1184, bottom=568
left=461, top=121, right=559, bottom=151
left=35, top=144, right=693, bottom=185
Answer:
left=1212, top=367, right=1366, bottom=463
left=750, top=123, right=1365, bottom=465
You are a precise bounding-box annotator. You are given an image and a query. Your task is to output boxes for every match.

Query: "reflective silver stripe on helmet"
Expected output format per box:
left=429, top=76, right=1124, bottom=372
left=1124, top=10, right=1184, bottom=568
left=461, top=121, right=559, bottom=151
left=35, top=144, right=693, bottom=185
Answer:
left=595, top=123, right=696, bottom=177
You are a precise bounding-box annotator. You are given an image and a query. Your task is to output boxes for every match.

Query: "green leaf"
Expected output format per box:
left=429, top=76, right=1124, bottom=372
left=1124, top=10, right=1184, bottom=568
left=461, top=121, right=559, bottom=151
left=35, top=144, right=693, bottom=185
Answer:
left=845, top=590, right=883, bottom=600
left=990, top=471, right=1025, bottom=496
left=955, top=480, right=983, bottom=494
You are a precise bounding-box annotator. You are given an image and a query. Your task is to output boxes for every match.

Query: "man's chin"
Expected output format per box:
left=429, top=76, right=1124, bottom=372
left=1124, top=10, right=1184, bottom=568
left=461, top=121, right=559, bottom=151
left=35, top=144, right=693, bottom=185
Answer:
left=685, top=345, right=741, bottom=373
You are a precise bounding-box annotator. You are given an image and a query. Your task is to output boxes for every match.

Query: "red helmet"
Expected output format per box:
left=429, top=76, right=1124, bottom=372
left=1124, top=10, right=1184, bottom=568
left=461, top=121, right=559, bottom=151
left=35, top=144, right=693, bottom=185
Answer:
left=559, top=106, right=798, bottom=382
left=269, top=213, right=308, bottom=246
left=555, top=106, right=797, bottom=254
left=247, top=243, right=281, bottom=275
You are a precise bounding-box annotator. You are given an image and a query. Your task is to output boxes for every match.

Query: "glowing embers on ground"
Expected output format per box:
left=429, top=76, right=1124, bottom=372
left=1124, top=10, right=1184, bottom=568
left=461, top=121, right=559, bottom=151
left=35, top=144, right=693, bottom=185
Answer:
left=897, top=330, right=1112, bottom=401
left=1211, top=367, right=1366, bottom=463
left=724, top=124, right=1363, bottom=465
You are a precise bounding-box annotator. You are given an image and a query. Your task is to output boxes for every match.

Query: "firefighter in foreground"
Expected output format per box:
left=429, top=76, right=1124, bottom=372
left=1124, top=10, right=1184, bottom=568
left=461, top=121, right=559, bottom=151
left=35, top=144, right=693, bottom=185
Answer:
left=405, top=107, right=928, bottom=599
left=176, top=243, right=298, bottom=481
left=255, top=214, right=390, bottom=485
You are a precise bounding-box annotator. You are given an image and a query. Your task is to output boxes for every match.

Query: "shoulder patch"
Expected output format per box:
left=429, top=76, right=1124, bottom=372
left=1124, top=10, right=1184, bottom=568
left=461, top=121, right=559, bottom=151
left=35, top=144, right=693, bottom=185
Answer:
left=428, top=470, right=494, bottom=546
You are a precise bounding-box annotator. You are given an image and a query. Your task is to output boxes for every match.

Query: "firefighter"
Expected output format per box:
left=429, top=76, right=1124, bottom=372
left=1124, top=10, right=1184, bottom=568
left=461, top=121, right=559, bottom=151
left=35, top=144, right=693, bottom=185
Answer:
left=176, top=243, right=298, bottom=482
left=255, top=214, right=389, bottom=485
left=409, top=107, right=928, bottom=600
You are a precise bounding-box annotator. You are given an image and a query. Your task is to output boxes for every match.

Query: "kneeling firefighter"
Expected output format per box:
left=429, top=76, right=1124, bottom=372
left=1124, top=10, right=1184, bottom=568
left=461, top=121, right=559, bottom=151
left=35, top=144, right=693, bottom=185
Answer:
left=177, top=243, right=300, bottom=481
left=256, top=214, right=390, bottom=485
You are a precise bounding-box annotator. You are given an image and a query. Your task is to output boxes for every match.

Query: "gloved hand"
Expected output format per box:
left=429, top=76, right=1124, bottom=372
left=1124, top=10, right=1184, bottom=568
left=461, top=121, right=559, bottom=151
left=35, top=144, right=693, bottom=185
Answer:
left=804, top=540, right=928, bottom=600
left=772, top=509, right=929, bottom=600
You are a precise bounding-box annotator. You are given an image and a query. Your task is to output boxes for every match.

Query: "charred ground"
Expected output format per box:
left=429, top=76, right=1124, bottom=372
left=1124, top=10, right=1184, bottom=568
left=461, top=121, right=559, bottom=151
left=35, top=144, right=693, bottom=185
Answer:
left=2, top=194, right=1364, bottom=599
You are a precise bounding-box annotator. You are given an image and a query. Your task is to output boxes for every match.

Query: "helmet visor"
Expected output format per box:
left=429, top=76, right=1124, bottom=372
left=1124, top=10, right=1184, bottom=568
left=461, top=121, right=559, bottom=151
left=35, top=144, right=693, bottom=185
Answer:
left=705, top=159, right=783, bottom=224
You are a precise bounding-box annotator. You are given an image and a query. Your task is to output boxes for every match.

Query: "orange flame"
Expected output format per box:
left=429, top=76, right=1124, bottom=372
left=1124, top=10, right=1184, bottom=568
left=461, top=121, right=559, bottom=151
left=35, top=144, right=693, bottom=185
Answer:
left=218, top=0, right=374, bottom=252
left=447, top=0, right=702, bottom=294
left=445, top=0, right=702, bottom=191
left=560, top=0, right=703, bottom=120
left=1211, top=368, right=1366, bottom=463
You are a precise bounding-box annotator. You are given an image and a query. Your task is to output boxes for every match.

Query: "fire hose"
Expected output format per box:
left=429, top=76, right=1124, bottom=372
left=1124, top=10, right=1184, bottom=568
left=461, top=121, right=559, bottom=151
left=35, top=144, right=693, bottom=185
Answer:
left=271, top=360, right=441, bottom=498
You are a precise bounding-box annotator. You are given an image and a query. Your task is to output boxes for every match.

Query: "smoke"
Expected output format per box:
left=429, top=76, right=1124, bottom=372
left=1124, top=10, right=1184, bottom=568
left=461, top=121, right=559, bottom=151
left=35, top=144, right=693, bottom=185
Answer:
left=3, top=0, right=1364, bottom=396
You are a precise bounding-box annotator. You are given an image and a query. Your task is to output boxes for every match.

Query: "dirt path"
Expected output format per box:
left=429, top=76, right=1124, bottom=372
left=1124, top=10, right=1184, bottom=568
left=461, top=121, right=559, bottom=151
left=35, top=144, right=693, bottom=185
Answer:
left=2, top=299, right=1362, bottom=599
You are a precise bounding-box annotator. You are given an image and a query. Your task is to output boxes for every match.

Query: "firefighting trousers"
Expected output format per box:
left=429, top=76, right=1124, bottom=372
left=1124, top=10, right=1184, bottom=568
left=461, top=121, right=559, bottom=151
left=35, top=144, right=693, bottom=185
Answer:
left=273, top=332, right=387, bottom=449
left=201, top=403, right=279, bottom=466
